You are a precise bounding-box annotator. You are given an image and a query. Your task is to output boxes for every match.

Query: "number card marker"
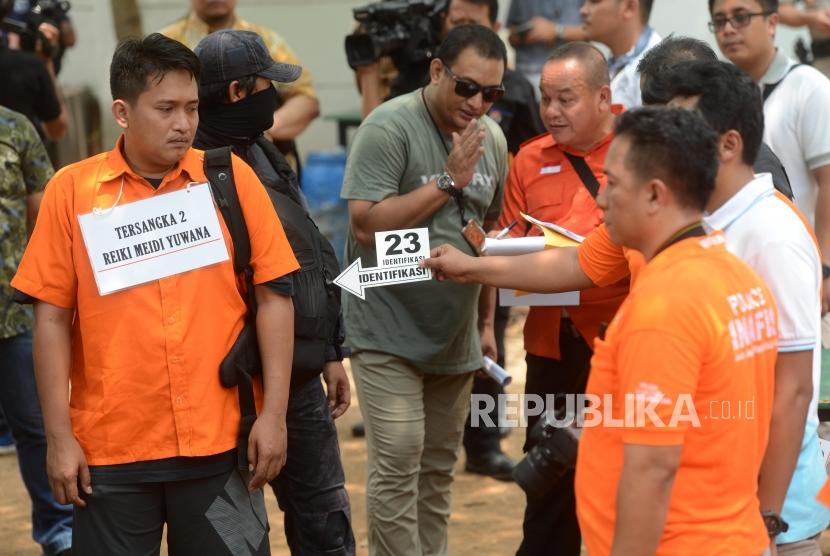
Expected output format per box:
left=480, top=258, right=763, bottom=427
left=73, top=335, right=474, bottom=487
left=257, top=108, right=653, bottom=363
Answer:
left=375, top=228, right=431, bottom=267
left=335, top=228, right=432, bottom=300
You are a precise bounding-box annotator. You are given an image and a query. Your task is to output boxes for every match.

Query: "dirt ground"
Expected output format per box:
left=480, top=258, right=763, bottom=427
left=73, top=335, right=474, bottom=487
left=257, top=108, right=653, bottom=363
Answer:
left=2, top=311, right=830, bottom=555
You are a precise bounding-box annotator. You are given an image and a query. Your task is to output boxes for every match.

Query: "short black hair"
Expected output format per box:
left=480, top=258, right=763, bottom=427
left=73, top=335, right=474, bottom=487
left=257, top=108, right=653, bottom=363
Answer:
left=662, top=60, right=763, bottom=167
left=638, top=36, right=717, bottom=105
left=708, top=0, right=777, bottom=13
left=450, top=0, right=499, bottom=24
left=640, top=0, right=654, bottom=24
left=110, top=33, right=200, bottom=104
left=614, top=107, right=719, bottom=211
left=198, top=74, right=258, bottom=109
left=545, top=41, right=610, bottom=89
left=435, top=24, right=507, bottom=67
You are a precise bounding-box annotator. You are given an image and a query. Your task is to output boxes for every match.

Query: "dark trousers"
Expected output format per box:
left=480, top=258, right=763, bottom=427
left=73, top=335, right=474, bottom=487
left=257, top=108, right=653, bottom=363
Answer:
left=0, top=409, right=9, bottom=437
left=0, top=331, right=73, bottom=555
left=271, top=377, right=356, bottom=556
left=74, top=468, right=270, bottom=556
left=463, top=305, right=510, bottom=456
left=516, top=324, right=593, bottom=556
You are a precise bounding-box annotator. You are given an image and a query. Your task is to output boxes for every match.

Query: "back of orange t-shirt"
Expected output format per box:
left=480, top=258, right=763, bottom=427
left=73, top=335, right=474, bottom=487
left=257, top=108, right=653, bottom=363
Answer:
left=576, top=234, right=777, bottom=556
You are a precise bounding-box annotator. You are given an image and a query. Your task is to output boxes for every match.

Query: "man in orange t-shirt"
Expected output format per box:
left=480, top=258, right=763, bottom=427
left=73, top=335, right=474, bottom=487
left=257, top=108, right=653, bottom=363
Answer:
left=495, top=42, right=627, bottom=556
left=575, top=107, right=775, bottom=556
left=11, top=34, right=299, bottom=555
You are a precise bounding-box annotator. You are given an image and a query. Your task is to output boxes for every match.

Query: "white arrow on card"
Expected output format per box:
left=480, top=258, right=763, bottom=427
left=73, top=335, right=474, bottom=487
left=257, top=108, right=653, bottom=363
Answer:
left=333, top=258, right=432, bottom=300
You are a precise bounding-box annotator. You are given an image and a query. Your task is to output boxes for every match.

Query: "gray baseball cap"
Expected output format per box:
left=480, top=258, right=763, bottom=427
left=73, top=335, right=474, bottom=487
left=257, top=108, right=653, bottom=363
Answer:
left=194, top=29, right=302, bottom=85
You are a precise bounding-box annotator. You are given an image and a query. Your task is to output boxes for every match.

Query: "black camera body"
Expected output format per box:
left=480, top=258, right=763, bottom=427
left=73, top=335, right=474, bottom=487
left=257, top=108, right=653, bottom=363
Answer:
left=512, top=412, right=580, bottom=499
left=2, top=0, right=70, bottom=59
left=345, top=0, right=447, bottom=70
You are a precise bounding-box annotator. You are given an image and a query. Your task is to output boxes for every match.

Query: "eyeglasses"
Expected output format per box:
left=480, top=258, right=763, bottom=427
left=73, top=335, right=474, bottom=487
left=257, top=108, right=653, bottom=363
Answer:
left=708, top=11, right=772, bottom=32
left=443, top=65, right=505, bottom=103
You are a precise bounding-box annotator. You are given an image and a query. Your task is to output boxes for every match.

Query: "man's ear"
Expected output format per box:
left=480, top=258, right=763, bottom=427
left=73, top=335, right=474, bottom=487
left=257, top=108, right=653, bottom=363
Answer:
left=111, top=99, right=129, bottom=130
left=228, top=80, right=244, bottom=102
left=622, top=0, right=638, bottom=21
left=429, top=58, right=444, bottom=85
left=646, top=178, right=670, bottom=215
left=766, top=12, right=779, bottom=39
left=492, top=20, right=502, bottom=33
left=598, top=84, right=613, bottom=111
left=719, top=130, right=743, bottom=165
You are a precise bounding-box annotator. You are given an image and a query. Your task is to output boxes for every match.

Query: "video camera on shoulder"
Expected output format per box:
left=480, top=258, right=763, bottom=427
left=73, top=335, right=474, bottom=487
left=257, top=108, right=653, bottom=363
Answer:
left=344, top=0, right=447, bottom=70
left=2, top=0, right=70, bottom=59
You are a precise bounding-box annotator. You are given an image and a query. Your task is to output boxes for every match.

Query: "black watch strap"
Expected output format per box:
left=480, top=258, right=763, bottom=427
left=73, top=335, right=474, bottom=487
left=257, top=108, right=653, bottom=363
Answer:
left=437, top=173, right=462, bottom=199
left=761, top=511, right=789, bottom=537
left=822, top=263, right=830, bottom=280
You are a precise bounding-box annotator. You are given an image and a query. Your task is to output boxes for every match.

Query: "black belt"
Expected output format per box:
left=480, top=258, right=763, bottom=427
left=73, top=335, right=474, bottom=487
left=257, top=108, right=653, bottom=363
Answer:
left=812, top=38, right=830, bottom=59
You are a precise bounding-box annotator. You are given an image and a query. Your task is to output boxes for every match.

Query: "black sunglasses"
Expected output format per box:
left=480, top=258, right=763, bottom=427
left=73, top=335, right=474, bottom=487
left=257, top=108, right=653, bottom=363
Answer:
left=708, top=11, right=773, bottom=32
left=443, top=65, right=505, bottom=103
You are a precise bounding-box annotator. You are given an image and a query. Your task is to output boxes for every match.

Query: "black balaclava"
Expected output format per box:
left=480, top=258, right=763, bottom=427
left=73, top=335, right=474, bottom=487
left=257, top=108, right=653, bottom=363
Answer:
left=195, top=84, right=279, bottom=150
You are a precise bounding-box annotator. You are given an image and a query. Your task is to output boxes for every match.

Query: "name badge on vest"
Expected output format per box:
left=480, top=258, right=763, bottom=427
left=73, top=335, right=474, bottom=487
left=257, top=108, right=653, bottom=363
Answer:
left=78, top=183, right=229, bottom=295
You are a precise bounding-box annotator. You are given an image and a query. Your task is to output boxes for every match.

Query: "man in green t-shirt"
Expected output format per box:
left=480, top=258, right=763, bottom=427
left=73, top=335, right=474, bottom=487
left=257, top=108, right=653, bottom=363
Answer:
left=340, top=24, right=508, bottom=556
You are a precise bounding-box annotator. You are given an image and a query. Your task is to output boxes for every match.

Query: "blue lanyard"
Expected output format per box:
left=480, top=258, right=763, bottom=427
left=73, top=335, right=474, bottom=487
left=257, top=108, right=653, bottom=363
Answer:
left=609, top=27, right=654, bottom=78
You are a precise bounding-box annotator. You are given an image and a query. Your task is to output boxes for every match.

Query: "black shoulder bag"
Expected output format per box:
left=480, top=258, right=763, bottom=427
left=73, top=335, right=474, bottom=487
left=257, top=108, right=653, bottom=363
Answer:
left=563, top=152, right=600, bottom=200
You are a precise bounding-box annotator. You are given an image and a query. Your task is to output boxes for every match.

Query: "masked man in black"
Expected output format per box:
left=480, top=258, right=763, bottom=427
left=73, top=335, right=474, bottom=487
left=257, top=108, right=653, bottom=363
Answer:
left=194, top=29, right=356, bottom=556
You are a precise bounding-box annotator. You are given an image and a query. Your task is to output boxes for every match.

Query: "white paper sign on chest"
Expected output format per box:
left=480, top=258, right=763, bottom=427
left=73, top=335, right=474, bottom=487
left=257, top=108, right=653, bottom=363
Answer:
left=335, top=227, right=432, bottom=300
left=77, top=183, right=229, bottom=295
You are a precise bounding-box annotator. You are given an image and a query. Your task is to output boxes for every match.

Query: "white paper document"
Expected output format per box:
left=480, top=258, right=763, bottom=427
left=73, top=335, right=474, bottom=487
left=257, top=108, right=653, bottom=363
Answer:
left=499, top=288, right=580, bottom=307
left=521, top=213, right=586, bottom=243
left=482, top=236, right=546, bottom=256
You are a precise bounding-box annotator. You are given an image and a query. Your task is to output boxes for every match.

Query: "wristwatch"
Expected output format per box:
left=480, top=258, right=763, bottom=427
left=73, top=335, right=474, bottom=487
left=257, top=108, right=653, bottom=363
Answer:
left=761, top=511, right=789, bottom=537
left=555, top=22, right=566, bottom=42
left=822, top=263, right=830, bottom=280
left=436, top=172, right=461, bottom=199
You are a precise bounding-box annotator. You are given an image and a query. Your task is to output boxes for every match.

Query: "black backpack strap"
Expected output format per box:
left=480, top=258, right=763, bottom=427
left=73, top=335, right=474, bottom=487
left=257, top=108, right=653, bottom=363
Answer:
left=235, top=370, right=257, bottom=471
left=563, top=152, right=601, bottom=199
left=763, top=64, right=802, bottom=102
left=203, top=147, right=258, bottom=472
left=204, top=147, right=251, bottom=275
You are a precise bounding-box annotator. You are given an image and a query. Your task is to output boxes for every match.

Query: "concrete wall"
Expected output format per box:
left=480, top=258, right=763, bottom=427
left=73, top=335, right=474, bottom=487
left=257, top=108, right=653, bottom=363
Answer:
left=57, top=0, right=810, bottom=161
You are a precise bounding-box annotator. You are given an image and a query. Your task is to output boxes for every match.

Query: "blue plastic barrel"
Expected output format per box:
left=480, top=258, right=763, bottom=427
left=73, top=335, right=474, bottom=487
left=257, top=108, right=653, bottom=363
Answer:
left=302, top=149, right=349, bottom=267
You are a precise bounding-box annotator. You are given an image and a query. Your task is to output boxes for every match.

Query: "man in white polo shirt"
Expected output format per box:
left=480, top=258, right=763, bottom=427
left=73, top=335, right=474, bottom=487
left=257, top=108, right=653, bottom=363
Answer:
left=710, top=0, right=830, bottom=313
left=668, top=58, right=830, bottom=556
left=579, top=0, right=660, bottom=108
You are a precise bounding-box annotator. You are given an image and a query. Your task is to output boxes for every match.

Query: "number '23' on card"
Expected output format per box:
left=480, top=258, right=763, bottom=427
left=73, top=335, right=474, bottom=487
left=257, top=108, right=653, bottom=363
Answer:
left=375, top=228, right=431, bottom=268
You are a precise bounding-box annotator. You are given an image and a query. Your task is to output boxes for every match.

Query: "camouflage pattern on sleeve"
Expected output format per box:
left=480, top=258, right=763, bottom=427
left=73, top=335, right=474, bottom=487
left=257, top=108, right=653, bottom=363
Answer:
left=0, top=106, right=54, bottom=339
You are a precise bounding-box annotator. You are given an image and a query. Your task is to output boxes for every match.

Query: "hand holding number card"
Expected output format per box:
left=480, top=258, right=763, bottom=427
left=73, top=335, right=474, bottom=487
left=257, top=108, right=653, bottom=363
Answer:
left=335, top=228, right=432, bottom=300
